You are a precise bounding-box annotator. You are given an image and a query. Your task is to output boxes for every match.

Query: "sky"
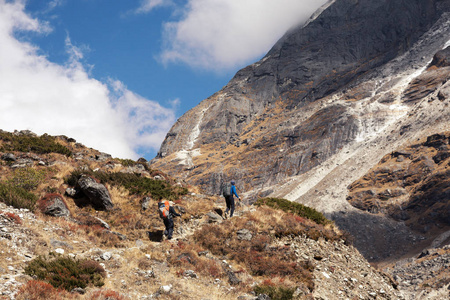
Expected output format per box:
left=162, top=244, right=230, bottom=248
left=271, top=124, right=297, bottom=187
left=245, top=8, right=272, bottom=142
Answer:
left=0, top=0, right=328, bottom=160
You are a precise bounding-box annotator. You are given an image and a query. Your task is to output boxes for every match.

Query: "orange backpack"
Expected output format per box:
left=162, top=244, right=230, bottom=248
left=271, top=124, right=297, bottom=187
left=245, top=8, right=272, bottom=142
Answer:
left=158, top=201, right=170, bottom=219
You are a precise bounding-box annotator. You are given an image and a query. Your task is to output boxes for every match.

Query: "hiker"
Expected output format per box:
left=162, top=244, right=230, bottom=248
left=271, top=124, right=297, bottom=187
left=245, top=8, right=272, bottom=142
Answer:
left=223, top=180, right=240, bottom=218
left=158, top=200, right=181, bottom=240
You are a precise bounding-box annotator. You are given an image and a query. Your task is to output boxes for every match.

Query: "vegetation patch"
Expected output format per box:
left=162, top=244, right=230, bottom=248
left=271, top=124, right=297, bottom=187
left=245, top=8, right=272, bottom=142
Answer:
left=15, top=280, right=76, bottom=300
left=193, top=209, right=316, bottom=292
left=8, top=167, right=48, bottom=191
left=0, top=167, right=51, bottom=211
left=24, top=253, right=106, bottom=291
left=65, top=169, right=188, bottom=200
left=0, top=131, right=71, bottom=156
left=0, top=182, right=37, bottom=211
left=256, top=197, right=330, bottom=225
left=254, top=284, right=296, bottom=300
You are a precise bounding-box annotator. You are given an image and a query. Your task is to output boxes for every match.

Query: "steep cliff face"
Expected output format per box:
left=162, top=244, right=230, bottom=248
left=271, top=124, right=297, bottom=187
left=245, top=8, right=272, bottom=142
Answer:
left=151, top=0, right=450, bottom=260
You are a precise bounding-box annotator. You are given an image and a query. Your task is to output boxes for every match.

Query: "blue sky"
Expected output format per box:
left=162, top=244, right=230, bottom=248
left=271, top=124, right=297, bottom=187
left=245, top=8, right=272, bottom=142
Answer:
left=0, top=0, right=327, bottom=160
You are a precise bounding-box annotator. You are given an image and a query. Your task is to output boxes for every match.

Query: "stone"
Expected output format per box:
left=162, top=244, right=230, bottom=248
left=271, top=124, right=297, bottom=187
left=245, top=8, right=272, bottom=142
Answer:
left=1, top=153, right=16, bottom=162
left=65, top=188, right=77, bottom=197
left=94, top=217, right=110, bottom=229
left=141, top=197, right=151, bottom=211
left=50, top=239, right=73, bottom=250
left=236, top=229, right=253, bottom=241
left=76, top=175, right=113, bottom=211
left=71, top=287, right=86, bottom=295
left=100, top=252, right=112, bottom=261
left=159, top=284, right=172, bottom=294
left=39, top=194, right=71, bottom=217
left=206, top=211, right=222, bottom=223
left=183, top=270, right=197, bottom=278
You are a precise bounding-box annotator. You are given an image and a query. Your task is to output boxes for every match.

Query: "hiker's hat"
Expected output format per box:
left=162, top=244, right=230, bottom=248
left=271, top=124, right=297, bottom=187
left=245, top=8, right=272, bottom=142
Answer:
left=231, top=180, right=235, bottom=185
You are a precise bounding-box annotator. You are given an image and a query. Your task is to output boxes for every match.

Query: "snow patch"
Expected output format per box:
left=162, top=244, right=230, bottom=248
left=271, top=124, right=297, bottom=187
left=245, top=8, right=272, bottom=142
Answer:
left=176, top=148, right=201, bottom=167
left=175, top=103, right=213, bottom=166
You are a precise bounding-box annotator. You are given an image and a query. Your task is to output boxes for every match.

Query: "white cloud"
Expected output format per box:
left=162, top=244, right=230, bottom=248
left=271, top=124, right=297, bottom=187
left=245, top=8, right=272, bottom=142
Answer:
left=0, top=0, right=176, bottom=159
left=135, top=0, right=173, bottom=14
left=159, top=0, right=329, bottom=70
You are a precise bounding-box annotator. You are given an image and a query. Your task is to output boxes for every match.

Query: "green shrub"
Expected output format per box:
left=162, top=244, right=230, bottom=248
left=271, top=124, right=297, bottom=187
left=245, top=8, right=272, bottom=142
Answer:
left=24, top=254, right=106, bottom=291
left=116, top=158, right=138, bottom=167
left=0, top=182, right=37, bottom=211
left=0, top=132, right=71, bottom=156
left=256, top=198, right=330, bottom=225
left=65, top=169, right=188, bottom=200
left=8, top=167, right=47, bottom=191
left=254, top=285, right=295, bottom=300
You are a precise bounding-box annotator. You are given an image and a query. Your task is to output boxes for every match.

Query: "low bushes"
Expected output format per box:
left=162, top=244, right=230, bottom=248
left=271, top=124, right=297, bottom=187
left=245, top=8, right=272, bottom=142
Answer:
left=15, top=280, right=75, bottom=300
left=0, top=167, right=51, bottom=210
left=193, top=219, right=315, bottom=291
left=256, top=197, right=330, bottom=225
left=0, top=182, right=37, bottom=210
left=0, top=132, right=71, bottom=156
left=254, top=284, right=296, bottom=300
left=8, top=167, right=47, bottom=191
left=24, top=254, right=106, bottom=291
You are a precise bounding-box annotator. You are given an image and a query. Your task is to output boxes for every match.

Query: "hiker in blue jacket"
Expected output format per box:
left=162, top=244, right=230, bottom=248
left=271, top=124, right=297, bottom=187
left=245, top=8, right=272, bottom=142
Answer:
left=224, top=180, right=240, bottom=218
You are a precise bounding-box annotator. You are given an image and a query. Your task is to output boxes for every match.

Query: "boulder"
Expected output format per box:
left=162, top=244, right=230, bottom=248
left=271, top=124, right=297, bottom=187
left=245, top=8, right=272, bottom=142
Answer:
left=76, top=175, right=113, bottom=211
left=38, top=194, right=70, bottom=217
left=206, top=211, right=223, bottom=223
left=1, top=153, right=16, bottom=162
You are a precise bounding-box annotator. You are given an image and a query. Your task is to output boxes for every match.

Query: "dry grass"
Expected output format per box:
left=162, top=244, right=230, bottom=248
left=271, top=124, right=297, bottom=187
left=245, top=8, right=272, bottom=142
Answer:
left=190, top=207, right=322, bottom=293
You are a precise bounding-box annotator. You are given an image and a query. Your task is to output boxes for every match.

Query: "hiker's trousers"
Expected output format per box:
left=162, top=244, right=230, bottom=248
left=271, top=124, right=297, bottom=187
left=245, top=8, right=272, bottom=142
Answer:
left=163, top=217, right=174, bottom=239
left=225, top=195, right=235, bottom=217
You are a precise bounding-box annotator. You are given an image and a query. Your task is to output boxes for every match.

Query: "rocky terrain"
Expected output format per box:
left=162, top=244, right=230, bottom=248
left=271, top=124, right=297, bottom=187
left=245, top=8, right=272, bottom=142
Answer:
left=0, top=131, right=448, bottom=299
left=0, top=130, right=432, bottom=300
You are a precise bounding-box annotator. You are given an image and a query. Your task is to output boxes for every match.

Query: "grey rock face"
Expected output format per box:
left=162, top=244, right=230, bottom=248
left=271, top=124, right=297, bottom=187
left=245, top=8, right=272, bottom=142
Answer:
left=76, top=175, right=113, bottom=211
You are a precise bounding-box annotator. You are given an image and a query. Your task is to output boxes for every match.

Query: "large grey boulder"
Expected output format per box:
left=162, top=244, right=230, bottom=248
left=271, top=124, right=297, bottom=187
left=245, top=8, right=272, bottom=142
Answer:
left=76, top=175, right=113, bottom=211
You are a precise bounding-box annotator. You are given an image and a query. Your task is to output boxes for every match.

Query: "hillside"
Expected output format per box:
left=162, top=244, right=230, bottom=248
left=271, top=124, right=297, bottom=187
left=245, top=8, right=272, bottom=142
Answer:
left=0, top=130, right=418, bottom=300
left=0, top=131, right=448, bottom=299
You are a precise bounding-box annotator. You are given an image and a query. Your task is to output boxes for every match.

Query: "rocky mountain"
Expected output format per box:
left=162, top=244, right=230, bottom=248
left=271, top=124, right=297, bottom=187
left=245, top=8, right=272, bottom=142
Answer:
left=150, top=0, right=450, bottom=277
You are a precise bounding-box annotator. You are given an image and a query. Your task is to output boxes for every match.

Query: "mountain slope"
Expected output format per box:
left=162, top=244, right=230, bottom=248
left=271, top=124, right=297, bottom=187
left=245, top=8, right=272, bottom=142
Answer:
left=150, top=0, right=450, bottom=262
left=0, top=131, right=409, bottom=299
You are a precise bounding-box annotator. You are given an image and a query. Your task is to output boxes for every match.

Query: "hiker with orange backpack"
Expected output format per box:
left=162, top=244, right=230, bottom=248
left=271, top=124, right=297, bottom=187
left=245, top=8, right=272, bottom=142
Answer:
left=158, top=200, right=181, bottom=240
